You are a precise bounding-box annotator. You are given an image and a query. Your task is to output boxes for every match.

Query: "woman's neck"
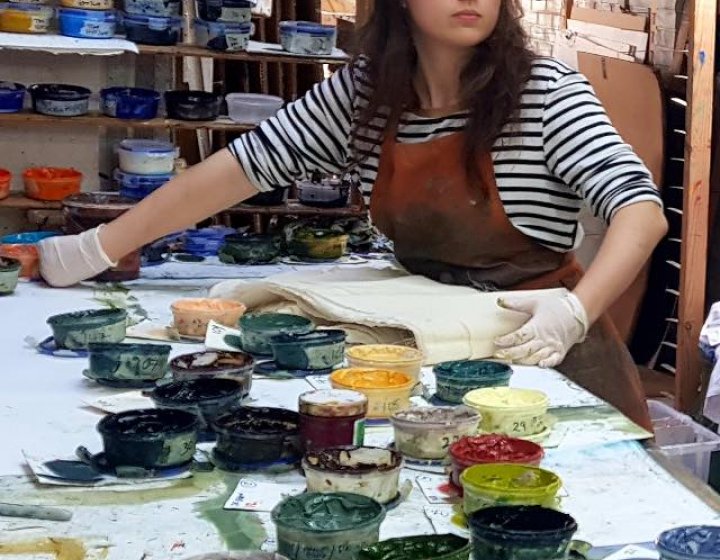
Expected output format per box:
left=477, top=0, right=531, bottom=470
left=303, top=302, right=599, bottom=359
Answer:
left=413, top=36, right=472, bottom=110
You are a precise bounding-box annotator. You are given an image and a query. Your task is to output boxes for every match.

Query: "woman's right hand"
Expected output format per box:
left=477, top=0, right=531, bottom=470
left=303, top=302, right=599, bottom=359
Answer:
left=37, top=225, right=116, bottom=287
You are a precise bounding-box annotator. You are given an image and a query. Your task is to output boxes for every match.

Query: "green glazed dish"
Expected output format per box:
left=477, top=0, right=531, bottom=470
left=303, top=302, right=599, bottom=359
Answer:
left=0, top=257, right=21, bottom=295
left=219, top=234, right=281, bottom=265
left=270, top=329, right=346, bottom=371
left=287, top=228, right=349, bottom=262
left=239, top=313, right=314, bottom=356
left=434, top=360, right=513, bottom=404
left=359, top=535, right=471, bottom=560
left=47, top=308, right=128, bottom=350
left=85, top=342, right=172, bottom=387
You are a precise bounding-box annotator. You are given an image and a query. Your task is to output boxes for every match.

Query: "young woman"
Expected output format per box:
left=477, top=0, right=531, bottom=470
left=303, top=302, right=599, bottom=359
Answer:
left=39, top=0, right=667, bottom=429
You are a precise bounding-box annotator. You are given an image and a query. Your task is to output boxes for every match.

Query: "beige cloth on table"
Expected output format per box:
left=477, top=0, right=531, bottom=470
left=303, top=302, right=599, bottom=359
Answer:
left=209, top=264, right=565, bottom=365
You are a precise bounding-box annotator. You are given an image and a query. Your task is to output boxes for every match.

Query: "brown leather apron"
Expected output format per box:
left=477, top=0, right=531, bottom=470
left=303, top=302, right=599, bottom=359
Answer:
left=370, top=128, right=652, bottom=431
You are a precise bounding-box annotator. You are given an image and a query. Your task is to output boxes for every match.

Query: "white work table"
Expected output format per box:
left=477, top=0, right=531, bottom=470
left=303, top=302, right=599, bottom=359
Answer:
left=1, top=278, right=719, bottom=560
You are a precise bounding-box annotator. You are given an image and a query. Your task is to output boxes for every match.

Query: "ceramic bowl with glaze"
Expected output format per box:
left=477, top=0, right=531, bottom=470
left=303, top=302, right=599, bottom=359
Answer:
left=346, top=345, right=424, bottom=382
left=239, top=313, right=314, bottom=356
left=359, top=535, right=471, bottom=560
left=170, top=350, right=254, bottom=392
left=302, top=446, right=403, bottom=504
left=171, top=298, right=247, bottom=338
left=97, top=408, right=199, bottom=469
left=272, top=492, right=386, bottom=560
left=219, top=233, right=281, bottom=265
left=86, top=342, right=171, bottom=386
left=329, top=368, right=415, bottom=419
left=657, top=526, right=720, bottom=560
left=390, top=406, right=481, bottom=460
left=286, top=228, right=348, bottom=262
left=47, top=308, right=127, bottom=350
left=0, top=257, right=21, bottom=295
left=434, top=360, right=513, bottom=404
left=462, top=388, right=550, bottom=439
left=270, top=329, right=346, bottom=371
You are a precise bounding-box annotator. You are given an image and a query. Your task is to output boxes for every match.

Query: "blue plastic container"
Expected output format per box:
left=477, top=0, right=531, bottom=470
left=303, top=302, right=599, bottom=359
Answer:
left=657, top=526, right=720, bottom=560
left=122, top=13, right=182, bottom=45
left=123, top=0, right=180, bottom=16
left=184, top=227, right=236, bottom=256
left=0, top=82, right=26, bottom=114
left=58, top=8, right=117, bottom=39
left=279, top=20, right=337, bottom=56
left=194, top=19, right=253, bottom=52
left=101, top=87, right=160, bottom=119
left=115, top=169, right=172, bottom=200
left=1, top=231, right=60, bottom=245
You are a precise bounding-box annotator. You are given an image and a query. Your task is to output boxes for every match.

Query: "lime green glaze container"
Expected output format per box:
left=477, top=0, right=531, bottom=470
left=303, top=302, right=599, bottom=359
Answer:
left=0, top=257, right=21, bottom=295
left=47, top=308, right=127, bottom=350
left=460, top=463, right=562, bottom=516
left=272, top=492, right=386, bottom=560
left=359, top=535, right=471, bottom=560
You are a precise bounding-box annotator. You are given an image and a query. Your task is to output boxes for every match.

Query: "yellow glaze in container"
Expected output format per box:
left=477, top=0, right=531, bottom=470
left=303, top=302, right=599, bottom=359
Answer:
left=460, top=463, right=562, bottom=515
left=0, top=4, right=53, bottom=33
left=346, top=344, right=424, bottom=382
left=330, top=368, right=414, bottom=419
left=463, top=387, right=549, bottom=438
left=171, top=298, right=247, bottom=338
left=59, top=0, right=113, bottom=9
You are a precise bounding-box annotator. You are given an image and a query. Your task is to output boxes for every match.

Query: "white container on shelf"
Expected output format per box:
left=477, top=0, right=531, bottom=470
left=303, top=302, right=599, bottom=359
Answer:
left=117, top=139, right=178, bottom=175
left=225, top=93, right=283, bottom=125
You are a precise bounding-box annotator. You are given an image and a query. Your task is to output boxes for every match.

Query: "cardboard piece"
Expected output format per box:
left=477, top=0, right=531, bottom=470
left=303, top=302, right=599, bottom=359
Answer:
left=570, top=6, right=648, bottom=31
left=578, top=53, right=665, bottom=342
left=567, top=19, right=649, bottom=63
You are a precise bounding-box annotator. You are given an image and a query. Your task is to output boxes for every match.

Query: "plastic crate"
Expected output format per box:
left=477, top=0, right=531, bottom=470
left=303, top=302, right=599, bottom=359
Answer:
left=648, top=399, right=720, bottom=482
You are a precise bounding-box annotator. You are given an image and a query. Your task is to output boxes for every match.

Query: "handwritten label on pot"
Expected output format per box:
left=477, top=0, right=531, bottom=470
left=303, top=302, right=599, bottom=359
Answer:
left=224, top=478, right=304, bottom=511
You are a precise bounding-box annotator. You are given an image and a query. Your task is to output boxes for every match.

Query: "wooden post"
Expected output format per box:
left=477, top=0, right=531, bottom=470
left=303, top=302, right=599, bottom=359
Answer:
left=677, top=0, right=716, bottom=412
left=356, top=0, right=373, bottom=25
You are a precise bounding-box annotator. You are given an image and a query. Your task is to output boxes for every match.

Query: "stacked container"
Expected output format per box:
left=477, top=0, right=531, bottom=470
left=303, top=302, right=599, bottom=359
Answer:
left=56, top=0, right=116, bottom=40
left=121, top=0, right=182, bottom=45
left=194, top=0, right=253, bottom=52
left=116, top=139, right=176, bottom=200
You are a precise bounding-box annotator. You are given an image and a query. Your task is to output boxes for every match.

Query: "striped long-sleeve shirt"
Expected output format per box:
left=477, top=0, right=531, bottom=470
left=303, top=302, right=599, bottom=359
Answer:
left=229, top=57, right=662, bottom=251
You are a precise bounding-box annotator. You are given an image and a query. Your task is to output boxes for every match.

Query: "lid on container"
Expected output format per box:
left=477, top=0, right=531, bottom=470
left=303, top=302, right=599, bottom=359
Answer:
left=449, top=434, right=544, bottom=464
left=462, top=387, right=549, bottom=411
left=114, top=168, right=173, bottom=186
left=118, top=139, right=176, bottom=154
left=391, top=405, right=479, bottom=426
left=271, top=492, right=385, bottom=533
left=299, top=389, right=368, bottom=417
left=225, top=92, right=283, bottom=105
left=279, top=20, right=336, bottom=36
left=101, top=86, right=160, bottom=99
left=4, top=3, right=53, bottom=12
left=58, top=7, right=117, bottom=18
left=346, top=344, right=424, bottom=365
left=459, top=463, right=561, bottom=496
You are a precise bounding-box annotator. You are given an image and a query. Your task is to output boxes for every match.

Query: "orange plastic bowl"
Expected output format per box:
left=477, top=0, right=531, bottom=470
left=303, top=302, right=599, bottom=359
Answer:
left=0, top=169, right=10, bottom=200
left=0, top=243, right=39, bottom=279
left=23, top=167, right=82, bottom=201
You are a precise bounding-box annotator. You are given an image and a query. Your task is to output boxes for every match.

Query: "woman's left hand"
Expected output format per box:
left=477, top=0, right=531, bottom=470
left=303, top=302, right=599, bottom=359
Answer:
left=493, top=291, right=589, bottom=368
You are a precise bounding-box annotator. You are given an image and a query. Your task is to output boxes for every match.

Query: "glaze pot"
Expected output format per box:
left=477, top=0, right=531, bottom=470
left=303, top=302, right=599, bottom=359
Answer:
left=123, top=0, right=180, bottom=16
left=329, top=368, right=415, bottom=419
left=170, top=298, right=247, bottom=338
left=101, top=87, right=161, bottom=119
left=86, top=342, right=171, bottom=386
left=298, top=389, right=368, bottom=451
left=195, top=0, right=252, bottom=22
left=0, top=82, right=25, bottom=113
left=279, top=21, right=337, bottom=56
left=97, top=408, right=199, bottom=468
left=270, top=329, right=346, bottom=371
left=463, top=388, right=549, bottom=439
left=434, top=360, right=513, bottom=404
left=123, top=13, right=183, bottom=45
left=657, top=526, right=720, bottom=560
left=165, top=90, right=223, bottom=121
left=346, top=345, right=424, bottom=383
left=219, top=233, right=281, bottom=265
left=359, top=535, right=471, bottom=560
left=239, top=313, right=314, bottom=356
left=47, top=308, right=127, bottom=350
left=170, top=350, right=254, bottom=390
left=286, top=228, right=348, bottom=262
left=0, top=257, right=21, bottom=295
left=29, top=84, right=91, bottom=117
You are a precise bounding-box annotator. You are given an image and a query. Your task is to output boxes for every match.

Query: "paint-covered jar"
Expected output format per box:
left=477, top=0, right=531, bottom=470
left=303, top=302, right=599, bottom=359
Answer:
left=170, top=298, right=247, bottom=338
left=0, top=3, right=53, bottom=33
left=123, top=0, right=180, bottom=16
left=23, top=167, right=82, bottom=201
left=60, top=0, right=114, bottom=9
left=359, top=535, right=471, bottom=560
left=122, top=13, right=182, bottom=45
left=469, top=506, right=577, bottom=560
left=170, top=350, right=254, bottom=393
left=299, top=389, right=368, bottom=451
left=463, top=387, right=549, bottom=439
left=58, top=8, right=116, bottom=38
left=239, top=313, right=314, bottom=356
left=29, top=84, right=91, bottom=117
left=117, top=139, right=177, bottom=175
left=194, top=19, right=254, bottom=52
left=86, top=342, right=171, bottom=387
left=303, top=446, right=402, bottom=504
left=271, top=330, right=347, bottom=372
left=346, top=344, right=424, bottom=382
left=279, top=21, right=337, bottom=56
left=0, top=257, right=21, bottom=295
left=657, top=526, right=720, bottom=560
left=101, top=87, right=161, bottom=119
left=390, top=406, right=480, bottom=460
left=330, top=368, right=415, bottom=419
left=47, top=308, right=127, bottom=350
left=449, top=435, right=544, bottom=487
left=271, top=492, right=386, bottom=560
left=115, top=169, right=172, bottom=200
left=460, top=463, right=562, bottom=516
left=196, top=0, right=252, bottom=22
left=286, top=227, right=348, bottom=262
left=433, top=360, right=513, bottom=404
left=0, top=82, right=25, bottom=113
left=219, top=233, right=281, bottom=265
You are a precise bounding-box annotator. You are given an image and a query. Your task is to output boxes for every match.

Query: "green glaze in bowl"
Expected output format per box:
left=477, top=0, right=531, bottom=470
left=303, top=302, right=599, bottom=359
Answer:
left=272, top=492, right=386, bottom=560
left=270, top=330, right=346, bottom=371
left=359, top=535, right=471, bottom=560
left=47, top=308, right=127, bottom=350
left=0, top=257, right=21, bottom=295
left=219, top=234, right=281, bottom=265
left=239, top=313, right=314, bottom=356
left=287, top=229, right=348, bottom=262
left=434, top=360, right=513, bottom=404
left=86, top=342, right=172, bottom=387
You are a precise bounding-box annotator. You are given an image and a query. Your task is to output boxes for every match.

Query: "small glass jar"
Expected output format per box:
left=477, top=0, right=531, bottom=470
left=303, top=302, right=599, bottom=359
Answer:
left=298, top=389, right=368, bottom=451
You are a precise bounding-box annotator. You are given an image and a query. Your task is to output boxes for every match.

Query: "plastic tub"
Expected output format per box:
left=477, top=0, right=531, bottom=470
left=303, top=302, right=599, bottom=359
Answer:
left=58, top=8, right=116, bottom=38
left=0, top=3, right=53, bottom=33
left=0, top=231, right=59, bottom=279
left=226, top=93, right=283, bottom=124
left=86, top=342, right=171, bottom=386
left=298, top=389, right=368, bottom=451
left=184, top=226, right=235, bottom=256
left=123, top=13, right=182, bottom=45
left=346, top=345, right=424, bottom=383
left=657, top=526, right=720, bottom=560
left=0, top=257, right=21, bottom=295
left=196, top=0, right=252, bottom=22
left=0, top=82, right=25, bottom=113
left=359, top=535, right=471, bottom=560
left=463, top=387, right=550, bottom=438
left=47, top=308, right=128, bottom=350
left=117, top=139, right=176, bottom=175
left=123, top=0, right=179, bottom=15
left=60, top=0, right=114, bottom=9
left=171, top=298, right=247, bottom=338
left=239, top=313, right=314, bottom=356
left=115, top=169, right=172, bottom=200
left=194, top=19, right=253, bottom=52
left=23, top=167, right=82, bottom=201
left=165, top=90, right=223, bottom=121
left=29, top=83, right=91, bottom=117
left=296, top=178, right=350, bottom=209
left=270, top=330, right=347, bottom=371
left=279, top=21, right=337, bottom=56
left=272, top=492, right=386, bottom=560
left=434, top=360, right=513, bottom=404
left=0, top=168, right=10, bottom=200
left=460, top=463, right=562, bottom=515
left=101, top=87, right=160, bottom=119
left=648, top=399, right=720, bottom=482
left=303, top=446, right=403, bottom=504
left=390, top=406, right=481, bottom=460
left=330, top=368, right=415, bottom=419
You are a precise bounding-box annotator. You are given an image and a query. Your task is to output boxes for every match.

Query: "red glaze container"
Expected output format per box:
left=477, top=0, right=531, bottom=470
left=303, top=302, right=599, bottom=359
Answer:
left=449, top=434, right=544, bottom=487
left=298, top=389, right=368, bottom=452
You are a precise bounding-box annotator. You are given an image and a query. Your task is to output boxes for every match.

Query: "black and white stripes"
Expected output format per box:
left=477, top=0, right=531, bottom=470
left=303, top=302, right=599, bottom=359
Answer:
left=228, top=57, right=661, bottom=251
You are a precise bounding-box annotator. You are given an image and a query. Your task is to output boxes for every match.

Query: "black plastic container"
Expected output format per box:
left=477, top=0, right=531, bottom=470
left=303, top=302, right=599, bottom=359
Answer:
left=165, top=90, right=223, bottom=121
left=28, top=84, right=91, bottom=117
left=123, top=13, right=182, bottom=45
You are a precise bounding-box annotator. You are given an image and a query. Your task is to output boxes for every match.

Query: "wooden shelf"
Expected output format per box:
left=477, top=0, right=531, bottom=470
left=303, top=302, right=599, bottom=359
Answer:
left=225, top=200, right=367, bottom=218
left=0, top=194, right=62, bottom=210
left=138, top=44, right=347, bottom=65
left=0, top=111, right=255, bottom=131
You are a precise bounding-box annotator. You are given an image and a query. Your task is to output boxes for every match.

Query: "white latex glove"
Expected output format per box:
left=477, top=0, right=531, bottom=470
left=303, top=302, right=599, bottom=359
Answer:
left=493, top=290, right=589, bottom=368
left=37, top=225, right=117, bottom=288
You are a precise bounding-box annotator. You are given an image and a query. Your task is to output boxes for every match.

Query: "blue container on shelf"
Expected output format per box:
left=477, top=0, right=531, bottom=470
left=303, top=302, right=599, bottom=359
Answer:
left=184, top=227, right=236, bottom=256
left=58, top=8, right=117, bottom=39
left=194, top=19, right=253, bottom=52
left=123, top=0, right=181, bottom=16
left=101, top=87, right=161, bottom=119
left=279, top=21, right=337, bottom=56
left=115, top=169, right=173, bottom=200
left=0, top=82, right=25, bottom=113
left=195, top=0, right=252, bottom=23
left=122, top=13, right=182, bottom=45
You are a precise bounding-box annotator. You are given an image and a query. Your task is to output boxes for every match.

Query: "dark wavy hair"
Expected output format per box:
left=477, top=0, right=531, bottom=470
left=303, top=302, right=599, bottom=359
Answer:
left=351, top=0, right=534, bottom=196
